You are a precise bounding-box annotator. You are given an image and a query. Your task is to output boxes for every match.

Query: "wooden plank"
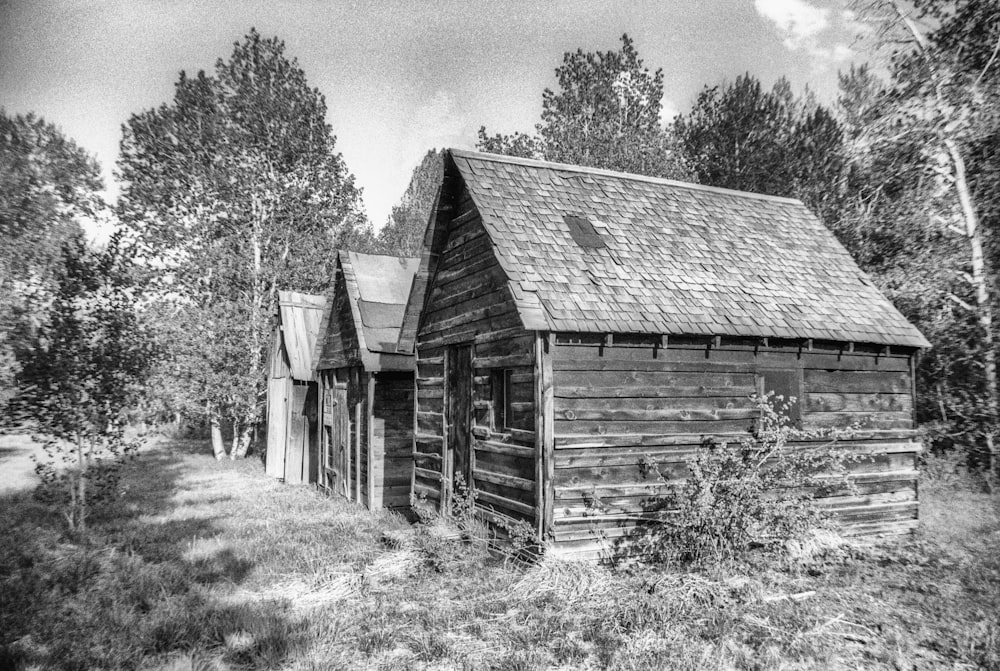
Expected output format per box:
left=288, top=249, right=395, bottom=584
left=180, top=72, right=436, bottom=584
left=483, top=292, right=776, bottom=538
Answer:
left=538, top=332, right=555, bottom=539
left=474, top=439, right=535, bottom=459
left=556, top=385, right=756, bottom=399
left=555, top=407, right=759, bottom=422
left=473, top=467, right=534, bottom=492
left=475, top=327, right=530, bottom=345
left=558, top=396, right=756, bottom=411
left=368, top=373, right=382, bottom=510
left=554, top=369, right=756, bottom=389
left=474, top=449, right=535, bottom=481
left=802, top=412, right=914, bottom=430
left=552, top=347, right=912, bottom=373
left=355, top=391, right=362, bottom=505
left=804, top=392, right=912, bottom=413
left=554, top=418, right=755, bottom=435
left=554, top=429, right=920, bottom=448
left=804, top=369, right=911, bottom=394
left=474, top=353, right=535, bottom=369
left=476, top=489, right=536, bottom=517
left=417, top=411, right=444, bottom=434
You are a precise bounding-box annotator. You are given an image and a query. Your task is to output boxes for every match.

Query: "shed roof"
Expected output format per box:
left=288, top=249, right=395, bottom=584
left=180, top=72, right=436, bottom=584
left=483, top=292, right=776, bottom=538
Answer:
left=277, top=291, right=327, bottom=380
left=433, top=149, right=928, bottom=348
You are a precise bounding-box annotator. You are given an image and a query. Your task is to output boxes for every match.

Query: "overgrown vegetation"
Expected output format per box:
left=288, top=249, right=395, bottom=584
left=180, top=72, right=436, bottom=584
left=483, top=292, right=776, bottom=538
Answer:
left=13, top=234, right=155, bottom=532
left=627, top=397, right=862, bottom=563
left=1, top=437, right=997, bottom=670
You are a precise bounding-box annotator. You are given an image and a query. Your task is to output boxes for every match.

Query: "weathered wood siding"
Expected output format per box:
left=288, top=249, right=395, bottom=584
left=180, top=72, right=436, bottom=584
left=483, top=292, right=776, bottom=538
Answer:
left=548, top=336, right=921, bottom=560
left=413, top=188, right=537, bottom=527
left=373, top=372, right=414, bottom=509
left=316, top=269, right=362, bottom=370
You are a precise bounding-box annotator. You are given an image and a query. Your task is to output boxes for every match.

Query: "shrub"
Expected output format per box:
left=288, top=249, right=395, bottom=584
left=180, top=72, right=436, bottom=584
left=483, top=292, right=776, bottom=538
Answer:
left=632, top=395, right=861, bottom=563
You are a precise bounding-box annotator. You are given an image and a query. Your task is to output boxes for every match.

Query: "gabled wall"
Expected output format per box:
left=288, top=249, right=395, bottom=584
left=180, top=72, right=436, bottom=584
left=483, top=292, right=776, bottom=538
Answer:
left=413, top=182, right=539, bottom=528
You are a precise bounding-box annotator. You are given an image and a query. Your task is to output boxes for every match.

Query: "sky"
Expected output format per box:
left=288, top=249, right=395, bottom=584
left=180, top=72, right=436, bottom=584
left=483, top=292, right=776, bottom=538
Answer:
left=0, top=0, right=866, bottom=237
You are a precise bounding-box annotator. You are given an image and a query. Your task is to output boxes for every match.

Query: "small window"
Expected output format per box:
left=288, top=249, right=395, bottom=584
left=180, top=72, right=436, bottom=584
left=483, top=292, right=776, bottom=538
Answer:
left=491, top=369, right=513, bottom=430
left=564, top=214, right=606, bottom=249
left=756, top=369, right=802, bottom=428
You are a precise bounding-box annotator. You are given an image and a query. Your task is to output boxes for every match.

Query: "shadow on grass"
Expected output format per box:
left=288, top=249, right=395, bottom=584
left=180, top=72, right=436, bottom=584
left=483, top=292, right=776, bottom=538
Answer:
left=0, top=437, right=308, bottom=671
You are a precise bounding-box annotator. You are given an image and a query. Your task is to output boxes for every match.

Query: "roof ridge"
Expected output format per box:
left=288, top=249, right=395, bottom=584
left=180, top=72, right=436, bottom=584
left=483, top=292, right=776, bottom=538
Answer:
left=448, top=148, right=805, bottom=206
left=348, top=250, right=421, bottom=263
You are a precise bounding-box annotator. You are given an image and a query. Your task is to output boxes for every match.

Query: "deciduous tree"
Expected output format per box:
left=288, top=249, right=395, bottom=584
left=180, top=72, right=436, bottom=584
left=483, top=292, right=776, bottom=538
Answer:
left=478, top=34, right=689, bottom=179
left=16, top=233, right=155, bottom=532
left=117, top=29, right=372, bottom=458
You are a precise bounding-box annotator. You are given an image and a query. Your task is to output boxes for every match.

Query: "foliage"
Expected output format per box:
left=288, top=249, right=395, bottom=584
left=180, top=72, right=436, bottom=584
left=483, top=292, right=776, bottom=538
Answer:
left=674, top=74, right=847, bottom=225
left=0, top=110, right=104, bottom=409
left=632, top=397, right=859, bottom=563
left=117, top=29, right=374, bottom=456
left=375, top=149, right=443, bottom=256
left=844, top=0, right=1000, bottom=464
left=14, top=234, right=155, bottom=531
left=478, top=34, right=689, bottom=179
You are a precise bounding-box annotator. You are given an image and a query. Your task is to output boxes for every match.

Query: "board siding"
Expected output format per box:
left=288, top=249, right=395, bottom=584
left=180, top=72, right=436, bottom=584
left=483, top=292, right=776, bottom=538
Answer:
left=547, top=338, right=921, bottom=561
left=413, top=185, right=537, bottom=526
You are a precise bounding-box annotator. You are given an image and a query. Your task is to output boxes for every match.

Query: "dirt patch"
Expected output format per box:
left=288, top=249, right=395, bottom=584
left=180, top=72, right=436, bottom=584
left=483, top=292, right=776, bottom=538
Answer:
left=0, top=434, right=43, bottom=494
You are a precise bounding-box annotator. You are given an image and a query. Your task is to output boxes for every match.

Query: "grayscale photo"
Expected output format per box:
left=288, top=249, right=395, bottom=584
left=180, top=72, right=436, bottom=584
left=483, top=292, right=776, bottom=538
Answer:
left=1, top=1, right=997, bottom=669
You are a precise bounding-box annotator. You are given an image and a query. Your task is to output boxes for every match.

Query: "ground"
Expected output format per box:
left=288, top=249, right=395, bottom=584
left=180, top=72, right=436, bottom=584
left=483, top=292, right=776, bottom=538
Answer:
left=1, top=436, right=998, bottom=670
left=0, top=433, right=43, bottom=493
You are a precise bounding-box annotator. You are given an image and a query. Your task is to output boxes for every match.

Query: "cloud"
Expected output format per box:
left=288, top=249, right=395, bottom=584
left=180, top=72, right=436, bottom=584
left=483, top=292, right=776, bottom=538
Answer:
left=755, top=0, right=829, bottom=50
left=754, top=0, right=854, bottom=65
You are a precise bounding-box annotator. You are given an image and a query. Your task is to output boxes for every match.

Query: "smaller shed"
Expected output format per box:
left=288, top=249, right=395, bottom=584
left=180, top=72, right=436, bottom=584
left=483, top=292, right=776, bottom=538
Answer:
left=313, top=251, right=420, bottom=510
left=265, top=291, right=327, bottom=484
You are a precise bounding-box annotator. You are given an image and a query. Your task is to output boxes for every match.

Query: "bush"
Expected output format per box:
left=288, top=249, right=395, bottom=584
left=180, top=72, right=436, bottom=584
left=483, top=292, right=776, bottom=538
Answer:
left=632, top=396, right=861, bottom=563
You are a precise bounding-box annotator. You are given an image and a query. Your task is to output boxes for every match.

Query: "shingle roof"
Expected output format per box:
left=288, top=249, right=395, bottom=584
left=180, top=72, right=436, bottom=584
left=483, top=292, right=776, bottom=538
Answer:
left=446, top=149, right=929, bottom=348
left=277, top=291, right=327, bottom=380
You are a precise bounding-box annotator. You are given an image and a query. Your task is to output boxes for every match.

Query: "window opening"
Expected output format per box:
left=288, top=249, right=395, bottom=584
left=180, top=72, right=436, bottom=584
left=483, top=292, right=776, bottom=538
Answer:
left=491, top=369, right=514, bottom=430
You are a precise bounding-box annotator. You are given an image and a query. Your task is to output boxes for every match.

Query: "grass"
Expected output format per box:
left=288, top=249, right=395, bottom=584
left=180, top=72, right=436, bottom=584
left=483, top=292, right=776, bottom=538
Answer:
left=1, top=437, right=998, bottom=670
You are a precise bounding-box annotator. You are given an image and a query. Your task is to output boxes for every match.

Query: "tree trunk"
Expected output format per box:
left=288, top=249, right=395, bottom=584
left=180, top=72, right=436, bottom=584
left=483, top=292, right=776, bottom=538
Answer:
left=233, top=424, right=253, bottom=459
left=210, top=413, right=226, bottom=460
left=947, top=138, right=999, bottom=471
left=230, top=417, right=241, bottom=460
left=77, top=433, right=87, bottom=533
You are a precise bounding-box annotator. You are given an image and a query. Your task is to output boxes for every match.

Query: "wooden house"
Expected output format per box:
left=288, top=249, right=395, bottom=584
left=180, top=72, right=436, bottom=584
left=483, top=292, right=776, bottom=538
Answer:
left=313, top=251, right=420, bottom=510
left=399, top=149, right=931, bottom=560
left=265, top=291, right=327, bottom=484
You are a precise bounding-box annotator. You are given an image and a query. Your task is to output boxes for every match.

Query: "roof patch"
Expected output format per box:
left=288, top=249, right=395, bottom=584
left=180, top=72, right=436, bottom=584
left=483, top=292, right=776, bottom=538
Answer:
left=564, top=214, right=605, bottom=249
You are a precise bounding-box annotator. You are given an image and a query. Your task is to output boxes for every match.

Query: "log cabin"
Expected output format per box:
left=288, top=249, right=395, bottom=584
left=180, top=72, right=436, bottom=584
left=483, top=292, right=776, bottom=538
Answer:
left=313, top=250, right=420, bottom=510
left=399, top=149, right=931, bottom=561
left=265, top=291, right=326, bottom=484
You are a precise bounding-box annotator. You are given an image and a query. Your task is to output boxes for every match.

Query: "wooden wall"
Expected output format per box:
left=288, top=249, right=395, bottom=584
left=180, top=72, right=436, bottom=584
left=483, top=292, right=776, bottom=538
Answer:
left=318, top=367, right=414, bottom=510
left=413, top=187, right=537, bottom=528
left=316, top=267, right=362, bottom=370
left=547, top=335, right=921, bottom=560
left=374, top=372, right=415, bottom=509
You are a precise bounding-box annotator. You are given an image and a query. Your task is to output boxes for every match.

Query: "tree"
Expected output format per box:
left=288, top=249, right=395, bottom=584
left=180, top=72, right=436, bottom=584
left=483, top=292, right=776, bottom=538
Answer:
left=848, top=0, right=1000, bottom=466
left=117, top=29, right=372, bottom=459
left=478, top=34, right=689, bottom=179
left=0, top=111, right=104, bottom=408
left=674, top=75, right=847, bottom=225
left=376, top=149, right=444, bottom=256
left=16, top=233, right=155, bottom=532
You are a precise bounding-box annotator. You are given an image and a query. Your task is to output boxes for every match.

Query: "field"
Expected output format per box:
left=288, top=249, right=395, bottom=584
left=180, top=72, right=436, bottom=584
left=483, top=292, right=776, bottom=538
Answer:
left=1, top=437, right=998, bottom=670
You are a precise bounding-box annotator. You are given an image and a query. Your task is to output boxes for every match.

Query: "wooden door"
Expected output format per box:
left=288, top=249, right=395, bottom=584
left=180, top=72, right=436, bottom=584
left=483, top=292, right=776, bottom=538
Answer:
left=446, top=344, right=473, bottom=501
left=323, top=370, right=350, bottom=499
left=285, top=383, right=307, bottom=484
left=334, top=380, right=350, bottom=499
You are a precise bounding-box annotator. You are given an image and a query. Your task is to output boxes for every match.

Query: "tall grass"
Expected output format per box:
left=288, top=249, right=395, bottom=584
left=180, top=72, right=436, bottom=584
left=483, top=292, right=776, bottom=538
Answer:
left=1, top=436, right=998, bottom=670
